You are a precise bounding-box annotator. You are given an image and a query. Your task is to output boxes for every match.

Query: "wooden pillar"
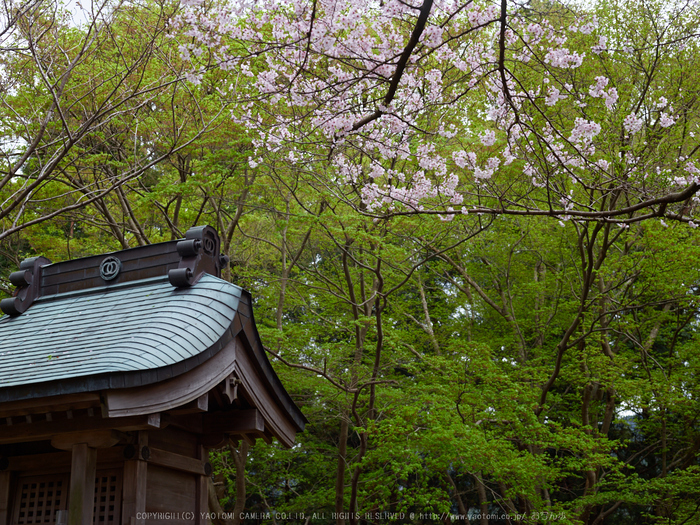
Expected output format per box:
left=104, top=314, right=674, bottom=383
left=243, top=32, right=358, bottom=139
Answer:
left=0, top=470, right=12, bottom=524
left=68, top=443, right=97, bottom=525
left=122, top=461, right=147, bottom=525
left=122, top=431, right=148, bottom=525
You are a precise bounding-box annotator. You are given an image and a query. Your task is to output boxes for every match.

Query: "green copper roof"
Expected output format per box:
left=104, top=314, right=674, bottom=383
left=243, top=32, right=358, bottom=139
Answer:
left=0, top=274, right=241, bottom=391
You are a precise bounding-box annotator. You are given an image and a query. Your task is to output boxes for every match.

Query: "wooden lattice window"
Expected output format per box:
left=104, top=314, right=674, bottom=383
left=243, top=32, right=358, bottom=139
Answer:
left=13, top=474, right=67, bottom=524
left=93, top=469, right=122, bottom=524
left=12, top=469, right=122, bottom=525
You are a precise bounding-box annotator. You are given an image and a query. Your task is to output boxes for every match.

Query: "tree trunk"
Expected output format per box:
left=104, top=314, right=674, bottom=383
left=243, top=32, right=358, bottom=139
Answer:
left=475, top=472, right=489, bottom=525
left=231, top=441, right=249, bottom=525
left=335, top=417, right=349, bottom=525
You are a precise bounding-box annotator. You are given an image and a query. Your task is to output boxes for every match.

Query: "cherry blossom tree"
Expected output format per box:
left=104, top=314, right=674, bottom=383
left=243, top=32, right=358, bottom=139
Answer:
left=175, top=0, right=700, bottom=228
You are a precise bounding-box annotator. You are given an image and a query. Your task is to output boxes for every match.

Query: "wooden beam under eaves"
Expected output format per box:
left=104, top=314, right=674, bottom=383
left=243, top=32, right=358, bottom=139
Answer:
left=0, top=392, right=100, bottom=419
left=0, top=413, right=161, bottom=445
left=202, top=409, right=264, bottom=435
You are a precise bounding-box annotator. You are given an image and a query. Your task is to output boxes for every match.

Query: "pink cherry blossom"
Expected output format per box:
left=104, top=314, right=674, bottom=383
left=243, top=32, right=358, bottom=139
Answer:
left=570, top=118, right=601, bottom=144
left=480, top=130, right=496, bottom=147
left=588, top=76, right=609, bottom=97
left=546, top=86, right=565, bottom=106
left=624, top=114, right=644, bottom=134
left=659, top=112, right=675, bottom=128
left=544, top=48, right=585, bottom=68
left=588, top=77, right=617, bottom=109
left=591, top=35, right=607, bottom=54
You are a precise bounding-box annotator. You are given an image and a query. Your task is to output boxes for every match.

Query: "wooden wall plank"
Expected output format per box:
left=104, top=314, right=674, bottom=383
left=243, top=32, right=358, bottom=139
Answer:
left=149, top=426, right=197, bottom=457
left=146, top=465, right=195, bottom=525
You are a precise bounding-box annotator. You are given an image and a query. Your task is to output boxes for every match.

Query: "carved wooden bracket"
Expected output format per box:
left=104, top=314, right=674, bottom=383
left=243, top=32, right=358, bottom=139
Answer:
left=0, top=256, right=51, bottom=316
left=168, top=225, right=229, bottom=287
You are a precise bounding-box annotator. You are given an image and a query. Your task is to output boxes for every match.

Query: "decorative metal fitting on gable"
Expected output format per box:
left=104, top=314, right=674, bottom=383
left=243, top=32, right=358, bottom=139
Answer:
left=221, top=373, right=242, bottom=404
left=0, top=256, right=52, bottom=317
left=168, top=225, right=229, bottom=288
left=99, top=256, right=122, bottom=281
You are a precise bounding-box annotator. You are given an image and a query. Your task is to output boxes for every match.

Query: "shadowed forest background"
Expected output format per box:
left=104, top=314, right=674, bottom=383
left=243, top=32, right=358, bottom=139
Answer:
left=2, top=0, right=700, bottom=523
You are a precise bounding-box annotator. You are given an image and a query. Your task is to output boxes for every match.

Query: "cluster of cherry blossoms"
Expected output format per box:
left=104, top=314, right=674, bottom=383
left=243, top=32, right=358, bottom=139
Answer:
left=588, top=77, right=618, bottom=109
left=171, top=0, right=696, bottom=224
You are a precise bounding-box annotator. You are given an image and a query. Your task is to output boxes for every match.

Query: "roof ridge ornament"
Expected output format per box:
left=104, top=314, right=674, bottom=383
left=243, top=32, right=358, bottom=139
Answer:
left=168, top=225, right=229, bottom=288
left=0, top=256, right=51, bottom=316
left=0, top=225, right=232, bottom=315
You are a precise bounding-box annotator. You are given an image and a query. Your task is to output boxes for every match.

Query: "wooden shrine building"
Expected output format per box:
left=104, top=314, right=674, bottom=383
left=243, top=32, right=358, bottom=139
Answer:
left=0, top=226, right=306, bottom=525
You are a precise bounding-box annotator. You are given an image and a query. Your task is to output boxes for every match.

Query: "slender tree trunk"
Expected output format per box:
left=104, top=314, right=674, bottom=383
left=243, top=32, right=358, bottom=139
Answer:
left=445, top=470, right=470, bottom=524
left=208, top=478, right=234, bottom=525
left=497, top=481, right=517, bottom=521
left=231, top=441, right=249, bottom=525
left=417, top=274, right=440, bottom=354
left=116, top=186, right=149, bottom=245
left=335, top=417, right=349, bottom=525
left=94, top=197, right=129, bottom=249
left=476, top=472, right=489, bottom=525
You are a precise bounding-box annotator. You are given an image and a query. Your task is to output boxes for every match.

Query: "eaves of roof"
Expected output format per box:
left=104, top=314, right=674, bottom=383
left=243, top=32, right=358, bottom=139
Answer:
left=0, top=274, right=241, bottom=401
